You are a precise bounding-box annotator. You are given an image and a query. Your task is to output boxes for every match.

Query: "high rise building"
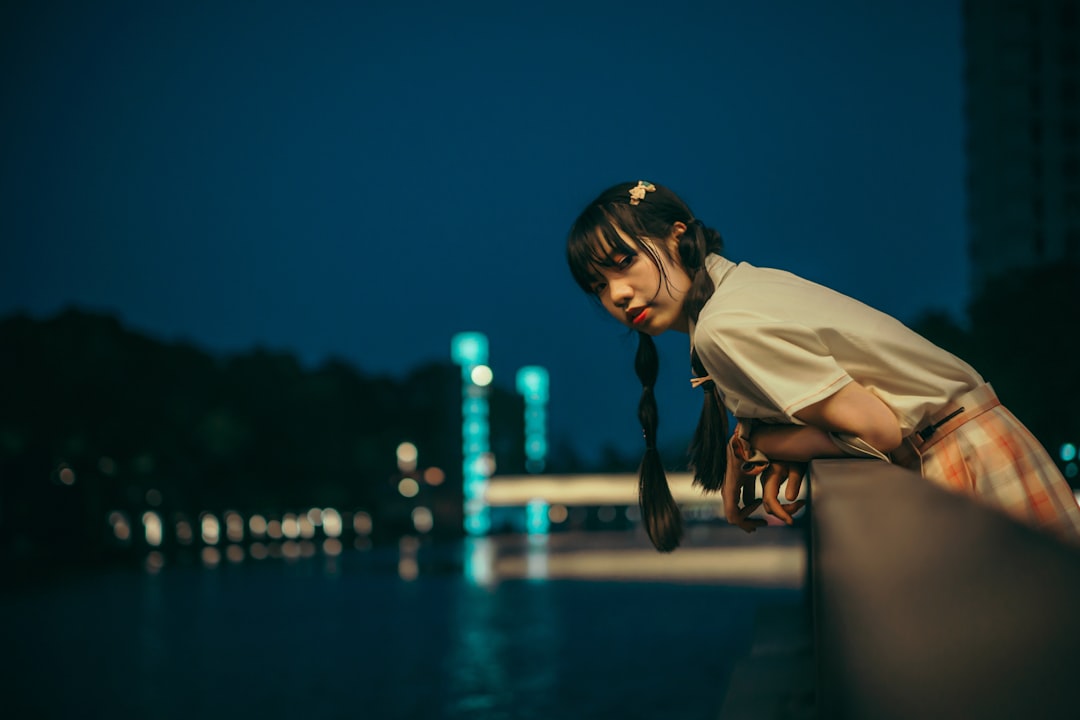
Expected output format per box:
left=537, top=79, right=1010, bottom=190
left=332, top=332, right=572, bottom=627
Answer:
left=964, top=0, right=1080, bottom=291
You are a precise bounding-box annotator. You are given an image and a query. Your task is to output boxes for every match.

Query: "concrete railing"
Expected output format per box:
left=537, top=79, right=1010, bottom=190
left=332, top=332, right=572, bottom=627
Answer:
left=808, top=458, right=1080, bottom=719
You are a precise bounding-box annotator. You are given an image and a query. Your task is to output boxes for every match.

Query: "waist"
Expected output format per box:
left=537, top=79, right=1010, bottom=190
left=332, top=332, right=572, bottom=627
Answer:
left=906, top=383, right=1001, bottom=451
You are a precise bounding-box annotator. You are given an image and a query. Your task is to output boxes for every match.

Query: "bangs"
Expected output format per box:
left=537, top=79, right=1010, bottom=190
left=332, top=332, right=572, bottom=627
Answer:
left=566, top=206, right=644, bottom=292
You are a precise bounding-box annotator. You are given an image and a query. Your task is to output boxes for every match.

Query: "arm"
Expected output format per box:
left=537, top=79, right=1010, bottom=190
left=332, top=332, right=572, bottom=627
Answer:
left=749, top=381, right=902, bottom=525
left=753, top=380, right=903, bottom=461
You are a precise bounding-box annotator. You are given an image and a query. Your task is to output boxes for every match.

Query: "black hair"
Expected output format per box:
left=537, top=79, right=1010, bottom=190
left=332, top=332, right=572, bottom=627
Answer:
left=566, top=181, right=727, bottom=552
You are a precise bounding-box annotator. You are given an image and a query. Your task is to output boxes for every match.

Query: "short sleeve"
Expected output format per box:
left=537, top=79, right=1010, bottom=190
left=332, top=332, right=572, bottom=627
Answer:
left=694, top=316, right=852, bottom=420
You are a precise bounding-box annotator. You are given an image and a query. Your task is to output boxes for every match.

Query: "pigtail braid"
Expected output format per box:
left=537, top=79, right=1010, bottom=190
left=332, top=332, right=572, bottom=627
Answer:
left=681, top=219, right=730, bottom=492
left=688, top=350, right=728, bottom=491
left=635, top=331, right=682, bottom=552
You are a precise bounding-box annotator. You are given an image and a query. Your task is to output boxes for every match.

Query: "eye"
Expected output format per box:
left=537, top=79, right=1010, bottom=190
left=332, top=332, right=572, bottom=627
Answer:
left=614, top=254, right=634, bottom=269
left=590, top=280, right=608, bottom=295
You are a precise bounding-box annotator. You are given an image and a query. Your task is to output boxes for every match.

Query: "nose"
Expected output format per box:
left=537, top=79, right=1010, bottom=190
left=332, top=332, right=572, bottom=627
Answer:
left=609, top=278, right=633, bottom=308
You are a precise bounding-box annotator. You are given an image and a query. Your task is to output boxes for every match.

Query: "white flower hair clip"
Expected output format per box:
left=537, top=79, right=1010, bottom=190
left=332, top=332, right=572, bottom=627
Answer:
left=628, top=180, right=656, bottom=205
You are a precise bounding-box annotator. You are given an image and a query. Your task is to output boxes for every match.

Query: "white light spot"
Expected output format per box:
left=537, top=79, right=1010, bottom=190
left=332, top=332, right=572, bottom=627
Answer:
left=470, top=365, right=493, bottom=387
left=142, top=511, right=163, bottom=547
left=396, top=442, right=419, bottom=472
left=200, top=513, right=220, bottom=545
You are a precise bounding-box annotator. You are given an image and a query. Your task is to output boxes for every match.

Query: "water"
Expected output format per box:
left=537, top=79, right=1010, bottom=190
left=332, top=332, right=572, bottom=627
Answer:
left=2, top=537, right=803, bottom=719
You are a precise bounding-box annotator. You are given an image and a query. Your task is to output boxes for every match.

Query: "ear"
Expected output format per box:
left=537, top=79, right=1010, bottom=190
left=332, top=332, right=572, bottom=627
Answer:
left=666, top=222, right=687, bottom=253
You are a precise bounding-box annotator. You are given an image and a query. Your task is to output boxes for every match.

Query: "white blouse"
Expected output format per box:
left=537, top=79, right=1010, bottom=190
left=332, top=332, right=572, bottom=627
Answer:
left=690, top=254, right=982, bottom=435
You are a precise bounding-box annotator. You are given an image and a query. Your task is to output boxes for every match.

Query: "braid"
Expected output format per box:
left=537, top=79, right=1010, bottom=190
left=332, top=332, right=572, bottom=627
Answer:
left=681, top=219, right=729, bottom=492
left=634, top=332, right=682, bottom=552
left=688, top=350, right=728, bottom=491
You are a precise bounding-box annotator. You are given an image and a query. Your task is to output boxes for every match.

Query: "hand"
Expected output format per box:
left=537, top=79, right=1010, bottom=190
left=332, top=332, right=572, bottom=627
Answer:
left=722, top=430, right=766, bottom=533
left=760, top=460, right=807, bottom=525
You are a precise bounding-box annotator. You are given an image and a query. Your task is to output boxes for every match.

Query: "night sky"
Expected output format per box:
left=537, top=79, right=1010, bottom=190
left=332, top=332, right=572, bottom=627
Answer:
left=1, top=0, right=967, bottom=463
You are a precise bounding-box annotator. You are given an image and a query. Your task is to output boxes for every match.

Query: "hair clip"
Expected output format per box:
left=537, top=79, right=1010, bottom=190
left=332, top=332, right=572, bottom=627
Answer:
left=628, top=181, right=656, bottom=205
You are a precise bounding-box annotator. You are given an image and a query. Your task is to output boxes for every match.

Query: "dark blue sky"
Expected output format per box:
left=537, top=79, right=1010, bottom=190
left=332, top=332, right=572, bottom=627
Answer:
left=1, top=0, right=967, bottom=463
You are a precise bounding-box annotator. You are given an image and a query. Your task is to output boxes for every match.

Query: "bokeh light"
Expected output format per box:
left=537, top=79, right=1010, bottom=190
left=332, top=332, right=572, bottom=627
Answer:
left=200, top=513, right=220, bottom=545
left=470, top=364, right=494, bottom=387
left=548, top=504, right=568, bottom=523
left=398, top=478, right=420, bottom=498
left=146, top=552, right=165, bottom=573
left=412, top=506, right=434, bottom=533
left=176, top=517, right=194, bottom=545
left=322, top=508, right=343, bottom=538
left=249, top=514, right=267, bottom=538
left=353, top=511, right=373, bottom=536
left=224, top=511, right=244, bottom=542
left=142, top=511, right=163, bottom=547
left=397, top=442, right=418, bottom=472
left=282, top=513, right=300, bottom=539
left=109, top=511, right=131, bottom=541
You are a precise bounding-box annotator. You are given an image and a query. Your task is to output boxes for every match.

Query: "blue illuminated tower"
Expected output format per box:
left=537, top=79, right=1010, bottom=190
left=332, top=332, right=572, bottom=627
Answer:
left=451, top=332, right=493, bottom=536
left=515, top=366, right=549, bottom=473
left=516, top=366, right=550, bottom=535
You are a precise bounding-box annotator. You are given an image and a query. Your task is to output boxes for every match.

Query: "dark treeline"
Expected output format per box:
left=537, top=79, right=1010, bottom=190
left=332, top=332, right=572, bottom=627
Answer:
left=0, top=309, right=634, bottom=572
left=910, top=261, right=1080, bottom=461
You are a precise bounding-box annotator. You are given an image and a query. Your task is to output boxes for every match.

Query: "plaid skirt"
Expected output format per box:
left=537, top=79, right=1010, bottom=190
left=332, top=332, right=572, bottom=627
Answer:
left=892, top=384, right=1080, bottom=544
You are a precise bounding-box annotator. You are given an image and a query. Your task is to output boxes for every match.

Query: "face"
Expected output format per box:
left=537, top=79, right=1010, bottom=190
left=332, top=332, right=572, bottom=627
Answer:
left=588, top=227, right=692, bottom=335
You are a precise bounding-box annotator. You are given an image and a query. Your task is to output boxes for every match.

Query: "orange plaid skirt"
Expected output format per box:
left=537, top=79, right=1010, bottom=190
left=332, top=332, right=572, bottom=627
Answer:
left=892, top=384, right=1080, bottom=544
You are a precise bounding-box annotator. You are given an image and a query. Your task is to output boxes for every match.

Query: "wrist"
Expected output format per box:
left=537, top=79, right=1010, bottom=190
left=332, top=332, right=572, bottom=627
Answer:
left=750, top=422, right=846, bottom=462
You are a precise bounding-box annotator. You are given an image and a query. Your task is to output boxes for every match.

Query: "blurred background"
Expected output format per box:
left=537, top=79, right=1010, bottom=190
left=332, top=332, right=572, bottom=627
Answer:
left=1, top=0, right=1077, bottom=717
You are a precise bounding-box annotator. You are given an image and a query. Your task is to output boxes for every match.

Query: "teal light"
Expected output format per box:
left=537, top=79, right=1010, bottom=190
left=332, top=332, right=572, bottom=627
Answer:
left=1060, top=443, right=1077, bottom=463
left=451, top=332, right=489, bottom=366
left=516, top=365, right=549, bottom=474
left=516, top=366, right=549, bottom=402
left=526, top=499, right=550, bottom=535
left=452, top=331, right=492, bottom=537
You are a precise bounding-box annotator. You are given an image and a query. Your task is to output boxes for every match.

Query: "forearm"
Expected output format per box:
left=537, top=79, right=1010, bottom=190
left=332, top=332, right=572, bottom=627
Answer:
left=750, top=423, right=849, bottom=462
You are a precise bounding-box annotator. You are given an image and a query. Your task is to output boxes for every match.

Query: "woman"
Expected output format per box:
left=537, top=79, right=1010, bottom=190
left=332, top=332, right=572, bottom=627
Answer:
left=567, top=180, right=1080, bottom=552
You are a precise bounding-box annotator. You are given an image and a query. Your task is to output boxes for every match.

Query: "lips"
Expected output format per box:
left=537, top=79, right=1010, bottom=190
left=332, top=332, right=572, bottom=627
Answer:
left=628, top=307, right=649, bottom=325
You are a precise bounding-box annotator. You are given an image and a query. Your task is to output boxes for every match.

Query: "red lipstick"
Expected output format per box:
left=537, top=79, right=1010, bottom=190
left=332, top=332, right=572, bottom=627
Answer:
left=631, top=308, right=649, bottom=325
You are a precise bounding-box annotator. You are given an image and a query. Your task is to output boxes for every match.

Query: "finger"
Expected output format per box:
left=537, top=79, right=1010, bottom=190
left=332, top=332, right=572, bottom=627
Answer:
left=761, top=465, right=789, bottom=523
left=785, top=466, right=804, bottom=502
left=740, top=498, right=763, bottom=516
left=722, top=443, right=743, bottom=524
left=738, top=499, right=765, bottom=533
left=737, top=515, right=767, bottom=533
left=781, top=500, right=806, bottom=518
left=741, top=475, right=756, bottom=506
